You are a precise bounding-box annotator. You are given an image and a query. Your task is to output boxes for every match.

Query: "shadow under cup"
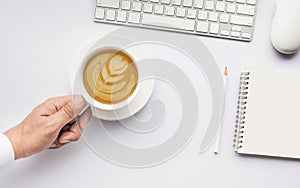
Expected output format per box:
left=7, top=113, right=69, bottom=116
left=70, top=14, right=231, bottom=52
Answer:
left=80, top=47, right=141, bottom=111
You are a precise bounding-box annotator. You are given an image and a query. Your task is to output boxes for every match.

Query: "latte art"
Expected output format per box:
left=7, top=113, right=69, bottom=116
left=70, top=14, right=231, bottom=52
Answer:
left=83, top=50, right=138, bottom=104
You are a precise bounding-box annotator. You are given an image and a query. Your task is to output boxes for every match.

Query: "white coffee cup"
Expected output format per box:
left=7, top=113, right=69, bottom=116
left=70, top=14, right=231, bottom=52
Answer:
left=75, top=46, right=143, bottom=111
left=71, top=38, right=155, bottom=120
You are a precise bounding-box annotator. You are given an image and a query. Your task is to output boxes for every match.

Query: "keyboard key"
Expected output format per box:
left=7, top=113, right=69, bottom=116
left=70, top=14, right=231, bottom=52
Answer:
left=161, top=0, right=171, bottom=4
left=128, top=12, right=141, bottom=23
left=236, top=0, right=246, bottom=3
left=220, top=29, right=230, bottom=36
left=209, top=12, right=218, bottom=22
left=216, top=1, right=225, bottom=12
left=210, top=23, right=220, bottom=34
left=196, top=21, right=209, bottom=33
left=106, top=9, right=116, bottom=20
left=242, top=32, right=251, bottom=39
left=132, top=2, right=142, bottom=12
left=143, top=3, right=153, bottom=13
left=247, top=0, right=256, bottom=5
left=172, top=0, right=182, bottom=6
left=97, top=0, right=120, bottom=8
left=220, top=13, right=229, bottom=23
left=232, top=25, right=242, bottom=31
left=205, top=1, right=214, bottom=10
left=198, top=10, right=208, bottom=20
left=220, top=23, right=231, bottom=30
left=165, top=6, right=175, bottom=16
left=183, top=0, right=193, bottom=7
left=117, top=11, right=127, bottom=22
left=122, top=1, right=131, bottom=10
left=237, top=5, right=255, bottom=16
left=231, top=31, right=241, bottom=37
left=154, top=5, right=164, bottom=14
left=227, top=3, right=236, bottom=13
left=176, top=7, right=186, bottom=17
left=194, top=0, right=204, bottom=8
left=95, top=8, right=105, bottom=19
left=230, top=15, right=253, bottom=26
left=187, top=9, right=197, bottom=18
left=142, top=14, right=195, bottom=31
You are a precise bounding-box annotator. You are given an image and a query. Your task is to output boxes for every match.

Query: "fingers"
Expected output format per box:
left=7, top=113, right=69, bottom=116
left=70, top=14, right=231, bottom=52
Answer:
left=48, top=95, right=86, bottom=131
left=58, top=109, right=92, bottom=144
left=36, top=96, right=74, bottom=116
left=78, top=107, right=92, bottom=130
left=59, top=123, right=81, bottom=144
left=49, top=139, right=64, bottom=149
left=48, top=109, right=92, bottom=148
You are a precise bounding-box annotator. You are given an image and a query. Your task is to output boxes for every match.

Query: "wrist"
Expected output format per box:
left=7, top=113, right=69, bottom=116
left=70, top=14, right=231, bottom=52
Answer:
left=4, top=126, right=24, bottom=160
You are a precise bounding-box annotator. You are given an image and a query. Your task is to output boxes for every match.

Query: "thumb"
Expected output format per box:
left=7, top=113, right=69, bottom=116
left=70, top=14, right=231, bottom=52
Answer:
left=49, top=95, right=86, bottom=130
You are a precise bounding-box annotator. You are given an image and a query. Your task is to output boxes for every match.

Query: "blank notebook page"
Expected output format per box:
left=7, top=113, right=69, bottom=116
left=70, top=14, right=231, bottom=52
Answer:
left=235, top=67, right=300, bottom=159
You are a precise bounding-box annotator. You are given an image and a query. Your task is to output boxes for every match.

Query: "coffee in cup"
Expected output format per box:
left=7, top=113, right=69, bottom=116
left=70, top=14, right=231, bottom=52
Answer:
left=83, top=49, right=138, bottom=105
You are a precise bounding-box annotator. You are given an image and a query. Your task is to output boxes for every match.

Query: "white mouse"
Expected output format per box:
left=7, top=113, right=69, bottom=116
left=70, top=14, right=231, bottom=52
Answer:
left=271, top=0, right=300, bottom=54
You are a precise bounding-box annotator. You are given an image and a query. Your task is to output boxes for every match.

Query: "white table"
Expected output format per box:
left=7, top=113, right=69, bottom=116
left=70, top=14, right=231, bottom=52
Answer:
left=0, top=0, right=300, bottom=187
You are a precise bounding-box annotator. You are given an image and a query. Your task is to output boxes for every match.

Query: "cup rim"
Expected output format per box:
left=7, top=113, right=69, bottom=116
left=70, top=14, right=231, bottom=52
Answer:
left=79, top=46, right=140, bottom=111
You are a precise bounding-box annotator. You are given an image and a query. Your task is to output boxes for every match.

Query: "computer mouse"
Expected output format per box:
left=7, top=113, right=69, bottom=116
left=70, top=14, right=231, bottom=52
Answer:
left=271, top=0, right=300, bottom=54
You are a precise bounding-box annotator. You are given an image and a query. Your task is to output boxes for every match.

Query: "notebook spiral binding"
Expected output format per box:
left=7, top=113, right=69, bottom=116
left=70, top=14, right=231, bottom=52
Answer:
left=234, top=71, right=250, bottom=151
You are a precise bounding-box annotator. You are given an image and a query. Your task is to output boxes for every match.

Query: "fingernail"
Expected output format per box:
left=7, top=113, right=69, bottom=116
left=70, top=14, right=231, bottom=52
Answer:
left=73, top=95, right=84, bottom=107
left=60, top=139, right=71, bottom=144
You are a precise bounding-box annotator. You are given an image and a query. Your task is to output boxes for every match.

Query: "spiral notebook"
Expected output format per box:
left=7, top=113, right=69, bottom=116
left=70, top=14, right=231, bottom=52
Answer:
left=234, top=67, right=300, bottom=159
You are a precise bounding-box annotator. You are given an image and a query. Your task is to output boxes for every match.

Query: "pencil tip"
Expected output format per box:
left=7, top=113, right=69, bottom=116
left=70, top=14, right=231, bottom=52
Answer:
left=224, top=66, right=228, bottom=76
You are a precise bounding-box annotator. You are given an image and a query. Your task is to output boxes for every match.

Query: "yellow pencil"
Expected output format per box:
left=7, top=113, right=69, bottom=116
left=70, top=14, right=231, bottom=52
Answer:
left=214, top=67, right=228, bottom=154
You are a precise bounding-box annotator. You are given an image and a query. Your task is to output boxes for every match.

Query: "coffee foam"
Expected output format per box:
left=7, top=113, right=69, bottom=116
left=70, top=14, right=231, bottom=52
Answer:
left=83, top=50, right=138, bottom=104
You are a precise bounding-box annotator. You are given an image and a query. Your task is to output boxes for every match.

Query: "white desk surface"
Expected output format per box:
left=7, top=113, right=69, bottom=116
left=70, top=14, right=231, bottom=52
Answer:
left=1, top=0, right=300, bottom=187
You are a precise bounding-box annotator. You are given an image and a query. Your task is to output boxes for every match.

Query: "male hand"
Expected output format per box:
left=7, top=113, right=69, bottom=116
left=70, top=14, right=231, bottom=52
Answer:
left=4, top=95, right=92, bottom=160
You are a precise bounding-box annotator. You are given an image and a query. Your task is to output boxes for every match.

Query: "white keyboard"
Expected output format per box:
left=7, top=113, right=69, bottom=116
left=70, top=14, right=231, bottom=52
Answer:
left=94, top=0, right=257, bottom=41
